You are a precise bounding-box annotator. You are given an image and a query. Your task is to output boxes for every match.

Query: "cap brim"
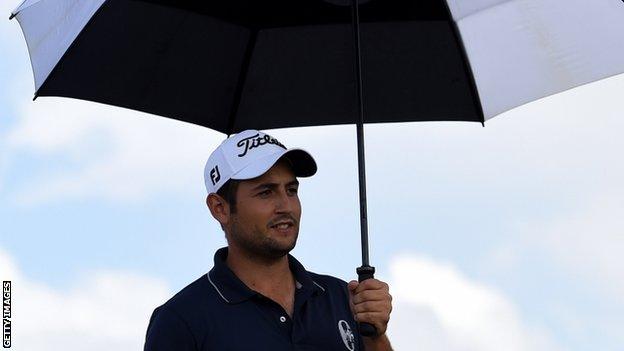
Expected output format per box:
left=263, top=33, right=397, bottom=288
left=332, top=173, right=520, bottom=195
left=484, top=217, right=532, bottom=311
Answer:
left=232, top=148, right=317, bottom=180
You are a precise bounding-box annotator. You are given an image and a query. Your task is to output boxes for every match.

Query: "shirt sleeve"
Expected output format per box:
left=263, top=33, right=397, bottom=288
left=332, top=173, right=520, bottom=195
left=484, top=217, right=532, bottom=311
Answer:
left=144, top=305, right=197, bottom=351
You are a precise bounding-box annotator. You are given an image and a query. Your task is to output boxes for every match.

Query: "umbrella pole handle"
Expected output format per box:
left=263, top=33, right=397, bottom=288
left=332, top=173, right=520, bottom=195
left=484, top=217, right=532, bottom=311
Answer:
left=356, top=265, right=378, bottom=337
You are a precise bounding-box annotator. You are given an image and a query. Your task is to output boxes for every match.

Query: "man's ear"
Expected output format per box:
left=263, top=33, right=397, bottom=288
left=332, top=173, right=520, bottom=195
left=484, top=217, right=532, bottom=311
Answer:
left=206, top=193, right=231, bottom=226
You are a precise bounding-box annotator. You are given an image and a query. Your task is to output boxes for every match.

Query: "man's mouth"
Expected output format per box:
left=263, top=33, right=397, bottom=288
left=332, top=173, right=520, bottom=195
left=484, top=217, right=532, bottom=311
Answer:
left=269, top=218, right=296, bottom=230
left=270, top=221, right=294, bottom=230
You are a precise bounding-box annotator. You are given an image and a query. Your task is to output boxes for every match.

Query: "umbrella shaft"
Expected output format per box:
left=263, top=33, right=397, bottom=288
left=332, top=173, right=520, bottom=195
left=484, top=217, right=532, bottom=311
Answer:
left=351, top=0, right=370, bottom=267
left=356, top=125, right=370, bottom=266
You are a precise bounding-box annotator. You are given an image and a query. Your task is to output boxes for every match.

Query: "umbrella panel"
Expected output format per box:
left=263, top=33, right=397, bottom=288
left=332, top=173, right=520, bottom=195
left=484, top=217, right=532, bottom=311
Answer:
left=36, top=0, right=482, bottom=133
left=235, top=21, right=481, bottom=132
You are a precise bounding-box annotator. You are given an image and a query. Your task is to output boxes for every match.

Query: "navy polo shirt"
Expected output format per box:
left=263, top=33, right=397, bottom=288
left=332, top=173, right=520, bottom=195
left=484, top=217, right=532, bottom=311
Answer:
left=144, top=247, right=364, bottom=350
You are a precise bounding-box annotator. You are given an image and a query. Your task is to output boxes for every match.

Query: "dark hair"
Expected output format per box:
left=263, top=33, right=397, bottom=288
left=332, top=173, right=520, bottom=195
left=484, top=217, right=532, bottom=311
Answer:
left=216, top=179, right=240, bottom=213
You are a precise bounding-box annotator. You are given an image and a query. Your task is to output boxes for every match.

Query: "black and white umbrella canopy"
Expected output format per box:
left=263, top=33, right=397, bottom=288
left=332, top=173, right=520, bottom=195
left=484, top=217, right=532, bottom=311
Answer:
left=12, top=0, right=624, bottom=134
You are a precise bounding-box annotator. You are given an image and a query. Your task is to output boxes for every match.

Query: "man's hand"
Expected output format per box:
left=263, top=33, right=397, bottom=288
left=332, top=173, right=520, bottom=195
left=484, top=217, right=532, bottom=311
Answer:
left=348, top=278, right=393, bottom=350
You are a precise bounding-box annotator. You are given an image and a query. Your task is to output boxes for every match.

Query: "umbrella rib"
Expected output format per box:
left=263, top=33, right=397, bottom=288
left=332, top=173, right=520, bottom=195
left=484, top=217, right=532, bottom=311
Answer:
left=442, top=1, right=486, bottom=125
left=226, top=28, right=258, bottom=136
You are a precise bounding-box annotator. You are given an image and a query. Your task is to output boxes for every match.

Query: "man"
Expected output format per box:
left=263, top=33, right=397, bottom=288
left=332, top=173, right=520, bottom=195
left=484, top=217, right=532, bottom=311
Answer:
left=144, top=130, right=393, bottom=350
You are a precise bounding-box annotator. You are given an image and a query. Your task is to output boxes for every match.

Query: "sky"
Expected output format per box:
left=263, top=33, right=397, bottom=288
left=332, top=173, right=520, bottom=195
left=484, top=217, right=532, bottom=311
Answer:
left=2, top=2, right=624, bottom=351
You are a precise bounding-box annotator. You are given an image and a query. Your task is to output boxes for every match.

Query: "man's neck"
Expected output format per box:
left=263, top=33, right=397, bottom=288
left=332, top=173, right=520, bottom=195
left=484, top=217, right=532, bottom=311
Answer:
left=225, top=246, right=296, bottom=314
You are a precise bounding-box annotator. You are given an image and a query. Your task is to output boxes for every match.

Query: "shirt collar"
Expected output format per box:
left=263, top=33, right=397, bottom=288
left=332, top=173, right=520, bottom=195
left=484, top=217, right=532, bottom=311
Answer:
left=207, top=247, right=325, bottom=304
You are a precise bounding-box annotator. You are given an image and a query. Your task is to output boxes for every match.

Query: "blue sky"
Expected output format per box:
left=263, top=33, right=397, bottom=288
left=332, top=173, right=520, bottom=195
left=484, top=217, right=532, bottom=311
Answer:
left=2, top=2, right=624, bottom=350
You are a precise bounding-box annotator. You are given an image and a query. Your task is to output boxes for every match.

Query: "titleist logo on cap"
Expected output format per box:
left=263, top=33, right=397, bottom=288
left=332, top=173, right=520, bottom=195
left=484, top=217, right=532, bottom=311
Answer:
left=236, top=133, right=286, bottom=157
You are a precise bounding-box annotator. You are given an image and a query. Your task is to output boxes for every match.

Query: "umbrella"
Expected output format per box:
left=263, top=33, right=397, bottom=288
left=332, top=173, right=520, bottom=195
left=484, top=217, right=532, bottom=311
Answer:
left=11, top=0, right=624, bottom=335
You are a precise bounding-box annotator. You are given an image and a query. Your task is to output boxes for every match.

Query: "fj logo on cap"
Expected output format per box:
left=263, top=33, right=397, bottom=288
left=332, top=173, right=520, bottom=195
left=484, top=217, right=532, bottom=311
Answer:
left=210, top=165, right=221, bottom=185
left=236, top=133, right=286, bottom=157
left=338, top=320, right=355, bottom=351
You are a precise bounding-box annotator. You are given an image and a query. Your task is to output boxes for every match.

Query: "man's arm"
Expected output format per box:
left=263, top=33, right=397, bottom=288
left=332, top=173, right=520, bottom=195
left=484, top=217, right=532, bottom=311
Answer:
left=144, top=306, right=197, bottom=351
left=348, top=279, right=393, bottom=351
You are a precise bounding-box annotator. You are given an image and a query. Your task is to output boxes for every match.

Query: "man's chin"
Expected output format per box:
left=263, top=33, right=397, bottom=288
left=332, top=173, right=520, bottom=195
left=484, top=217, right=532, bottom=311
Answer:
left=258, top=234, right=296, bottom=256
left=265, top=241, right=297, bottom=258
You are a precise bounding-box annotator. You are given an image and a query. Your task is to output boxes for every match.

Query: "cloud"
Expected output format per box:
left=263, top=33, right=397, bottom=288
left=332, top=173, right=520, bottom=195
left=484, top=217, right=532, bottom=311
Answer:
left=6, top=98, right=221, bottom=205
left=0, top=247, right=563, bottom=351
left=362, top=73, right=624, bottom=197
left=4, top=93, right=363, bottom=206
left=386, top=254, right=561, bottom=351
left=0, top=248, right=171, bottom=351
left=529, top=190, right=624, bottom=298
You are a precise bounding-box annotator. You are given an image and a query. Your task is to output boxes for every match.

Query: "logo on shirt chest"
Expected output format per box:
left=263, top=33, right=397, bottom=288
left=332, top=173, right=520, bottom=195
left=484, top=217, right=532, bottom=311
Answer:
left=338, top=320, right=355, bottom=351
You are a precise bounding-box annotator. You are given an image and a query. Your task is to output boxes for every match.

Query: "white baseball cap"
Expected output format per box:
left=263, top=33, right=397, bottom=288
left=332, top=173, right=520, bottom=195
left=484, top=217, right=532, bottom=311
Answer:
left=204, top=130, right=317, bottom=194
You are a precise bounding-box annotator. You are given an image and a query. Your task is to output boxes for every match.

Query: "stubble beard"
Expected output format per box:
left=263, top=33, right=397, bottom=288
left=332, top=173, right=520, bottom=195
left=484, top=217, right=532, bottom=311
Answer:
left=228, top=216, right=299, bottom=262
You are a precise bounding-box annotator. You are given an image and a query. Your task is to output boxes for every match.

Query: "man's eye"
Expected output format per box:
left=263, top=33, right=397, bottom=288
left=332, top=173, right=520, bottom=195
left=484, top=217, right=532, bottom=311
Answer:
left=258, top=189, right=271, bottom=196
left=288, top=187, right=298, bottom=195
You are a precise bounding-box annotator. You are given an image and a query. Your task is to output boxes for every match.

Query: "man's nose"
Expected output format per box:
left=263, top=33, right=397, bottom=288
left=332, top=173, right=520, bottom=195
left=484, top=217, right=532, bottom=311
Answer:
left=274, top=189, right=294, bottom=213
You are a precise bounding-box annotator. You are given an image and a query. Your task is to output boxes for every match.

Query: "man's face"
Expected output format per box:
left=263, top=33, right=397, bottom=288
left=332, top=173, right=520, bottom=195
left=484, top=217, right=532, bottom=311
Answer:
left=225, top=160, right=301, bottom=260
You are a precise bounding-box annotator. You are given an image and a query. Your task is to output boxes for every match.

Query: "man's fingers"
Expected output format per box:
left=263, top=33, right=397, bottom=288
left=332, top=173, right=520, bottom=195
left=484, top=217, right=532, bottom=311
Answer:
left=353, top=279, right=388, bottom=294
left=353, top=312, right=389, bottom=335
left=354, top=311, right=391, bottom=323
left=348, top=280, right=359, bottom=292
left=352, top=300, right=391, bottom=314
left=351, top=289, right=392, bottom=305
